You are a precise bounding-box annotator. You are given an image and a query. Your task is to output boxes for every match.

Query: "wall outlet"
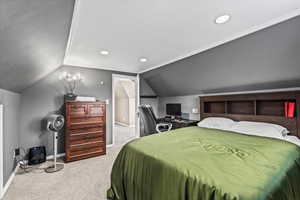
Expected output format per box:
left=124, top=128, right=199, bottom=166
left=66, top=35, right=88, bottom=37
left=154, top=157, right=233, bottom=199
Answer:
left=14, top=148, right=20, bottom=158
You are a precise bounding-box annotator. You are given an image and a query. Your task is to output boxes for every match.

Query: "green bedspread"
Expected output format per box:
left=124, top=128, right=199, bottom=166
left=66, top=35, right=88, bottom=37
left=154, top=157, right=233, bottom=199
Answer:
left=107, top=127, right=300, bottom=200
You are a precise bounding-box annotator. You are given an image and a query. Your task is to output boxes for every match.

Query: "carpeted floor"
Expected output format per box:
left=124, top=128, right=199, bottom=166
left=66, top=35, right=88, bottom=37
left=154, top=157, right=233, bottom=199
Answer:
left=3, top=145, right=125, bottom=200
left=4, top=124, right=137, bottom=200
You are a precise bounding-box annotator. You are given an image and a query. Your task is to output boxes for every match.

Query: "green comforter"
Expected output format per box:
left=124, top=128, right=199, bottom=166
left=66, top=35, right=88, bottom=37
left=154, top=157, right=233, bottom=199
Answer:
left=107, top=127, right=300, bottom=200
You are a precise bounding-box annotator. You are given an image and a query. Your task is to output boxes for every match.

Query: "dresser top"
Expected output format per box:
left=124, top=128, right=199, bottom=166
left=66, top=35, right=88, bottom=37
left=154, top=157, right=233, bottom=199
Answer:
left=65, top=101, right=106, bottom=104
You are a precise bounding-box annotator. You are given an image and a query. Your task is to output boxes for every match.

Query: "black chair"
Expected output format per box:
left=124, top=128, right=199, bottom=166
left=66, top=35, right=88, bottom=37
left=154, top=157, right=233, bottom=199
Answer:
left=139, top=105, right=172, bottom=136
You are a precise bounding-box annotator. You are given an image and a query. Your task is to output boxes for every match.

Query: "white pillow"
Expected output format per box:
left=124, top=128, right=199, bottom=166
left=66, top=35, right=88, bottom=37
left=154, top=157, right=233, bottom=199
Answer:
left=231, top=121, right=289, bottom=139
left=197, top=117, right=236, bottom=131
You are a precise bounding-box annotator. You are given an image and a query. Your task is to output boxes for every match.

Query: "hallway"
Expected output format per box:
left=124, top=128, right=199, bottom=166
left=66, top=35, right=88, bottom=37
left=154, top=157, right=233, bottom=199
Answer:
left=114, top=124, right=136, bottom=145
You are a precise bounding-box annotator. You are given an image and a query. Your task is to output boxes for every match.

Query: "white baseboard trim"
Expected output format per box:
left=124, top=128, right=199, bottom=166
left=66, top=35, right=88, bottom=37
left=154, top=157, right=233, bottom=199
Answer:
left=1, top=164, right=19, bottom=199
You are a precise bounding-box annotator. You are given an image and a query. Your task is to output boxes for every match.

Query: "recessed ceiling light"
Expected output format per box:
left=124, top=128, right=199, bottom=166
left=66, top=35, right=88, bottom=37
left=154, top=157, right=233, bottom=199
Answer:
left=100, top=50, right=109, bottom=55
left=139, top=58, right=148, bottom=63
left=215, top=14, right=231, bottom=24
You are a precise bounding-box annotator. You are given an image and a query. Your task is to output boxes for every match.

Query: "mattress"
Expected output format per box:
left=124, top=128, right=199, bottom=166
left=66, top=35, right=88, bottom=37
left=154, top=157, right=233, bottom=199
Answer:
left=107, top=127, right=300, bottom=200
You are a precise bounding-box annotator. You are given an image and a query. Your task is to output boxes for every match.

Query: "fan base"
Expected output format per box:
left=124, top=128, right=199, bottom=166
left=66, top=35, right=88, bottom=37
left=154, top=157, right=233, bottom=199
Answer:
left=45, top=164, right=64, bottom=173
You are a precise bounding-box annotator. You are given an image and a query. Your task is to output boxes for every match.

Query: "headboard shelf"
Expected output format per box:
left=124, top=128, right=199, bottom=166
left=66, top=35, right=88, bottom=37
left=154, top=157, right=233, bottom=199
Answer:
left=203, top=101, right=226, bottom=114
left=227, top=100, right=254, bottom=115
left=200, top=91, right=300, bottom=137
left=256, top=99, right=293, bottom=117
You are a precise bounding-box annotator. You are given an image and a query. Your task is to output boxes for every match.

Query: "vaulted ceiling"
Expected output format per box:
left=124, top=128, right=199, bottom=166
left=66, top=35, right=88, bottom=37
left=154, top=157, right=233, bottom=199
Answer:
left=142, top=16, right=300, bottom=96
left=1, top=0, right=300, bottom=94
left=0, top=0, right=74, bottom=92
left=64, top=0, right=300, bottom=73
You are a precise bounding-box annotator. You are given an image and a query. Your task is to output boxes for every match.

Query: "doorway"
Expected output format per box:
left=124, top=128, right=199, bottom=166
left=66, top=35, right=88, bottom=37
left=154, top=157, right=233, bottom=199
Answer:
left=112, top=74, right=139, bottom=146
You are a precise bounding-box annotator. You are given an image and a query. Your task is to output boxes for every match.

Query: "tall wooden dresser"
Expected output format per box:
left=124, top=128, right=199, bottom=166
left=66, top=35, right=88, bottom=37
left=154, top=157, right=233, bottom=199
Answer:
left=65, top=101, right=106, bottom=162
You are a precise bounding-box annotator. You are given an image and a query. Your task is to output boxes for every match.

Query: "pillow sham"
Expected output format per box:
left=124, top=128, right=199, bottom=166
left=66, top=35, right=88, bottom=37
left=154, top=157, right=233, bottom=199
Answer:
left=231, top=121, right=289, bottom=139
left=197, top=117, right=236, bottom=131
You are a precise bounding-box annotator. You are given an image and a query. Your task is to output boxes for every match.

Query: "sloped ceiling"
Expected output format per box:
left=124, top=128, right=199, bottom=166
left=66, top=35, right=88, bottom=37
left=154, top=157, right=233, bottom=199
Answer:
left=140, top=78, right=157, bottom=96
left=0, top=0, right=75, bottom=92
left=64, top=0, right=300, bottom=73
left=141, top=16, right=300, bottom=97
left=1, top=0, right=300, bottom=94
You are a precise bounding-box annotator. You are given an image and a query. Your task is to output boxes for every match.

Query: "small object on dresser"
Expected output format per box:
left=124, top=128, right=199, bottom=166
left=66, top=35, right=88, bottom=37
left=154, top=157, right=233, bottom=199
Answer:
left=59, top=71, right=83, bottom=97
left=28, top=146, right=46, bottom=165
left=64, top=94, right=77, bottom=102
left=75, top=96, right=96, bottom=102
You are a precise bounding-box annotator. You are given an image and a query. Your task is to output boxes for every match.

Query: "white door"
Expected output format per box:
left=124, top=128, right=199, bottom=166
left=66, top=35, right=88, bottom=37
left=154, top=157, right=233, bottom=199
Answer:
left=0, top=105, right=3, bottom=196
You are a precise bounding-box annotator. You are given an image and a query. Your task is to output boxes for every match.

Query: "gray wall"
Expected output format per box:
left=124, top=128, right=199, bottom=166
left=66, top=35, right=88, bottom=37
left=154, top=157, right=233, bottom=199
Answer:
left=158, top=95, right=200, bottom=120
left=0, top=89, right=20, bottom=185
left=20, top=65, right=135, bottom=156
left=0, top=0, right=75, bottom=92
left=140, top=78, right=159, bottom=116
left=142, top=15, right=300, bottom=97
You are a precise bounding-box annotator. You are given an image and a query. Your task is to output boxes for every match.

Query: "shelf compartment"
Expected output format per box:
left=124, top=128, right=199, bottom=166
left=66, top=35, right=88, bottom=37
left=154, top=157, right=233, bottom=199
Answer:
left=204, top=101, right=225, bottom=114
left=227, top=101, right=255, bottom=115
left=256, top=100, right=296, bottom=117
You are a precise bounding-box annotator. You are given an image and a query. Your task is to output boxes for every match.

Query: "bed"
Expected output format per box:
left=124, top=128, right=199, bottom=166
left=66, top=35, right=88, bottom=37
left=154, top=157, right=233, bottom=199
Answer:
left=108, top=91, right=300, bottom=200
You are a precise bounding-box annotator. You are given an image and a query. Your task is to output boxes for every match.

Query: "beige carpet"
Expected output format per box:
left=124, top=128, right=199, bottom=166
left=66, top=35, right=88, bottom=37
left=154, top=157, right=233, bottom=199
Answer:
left=3, top=145, right=124, bottom=200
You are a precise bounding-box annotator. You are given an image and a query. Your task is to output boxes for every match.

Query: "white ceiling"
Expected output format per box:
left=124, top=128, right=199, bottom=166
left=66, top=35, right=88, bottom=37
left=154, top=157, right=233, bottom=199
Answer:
left=64, top=0, right=300, bottom=73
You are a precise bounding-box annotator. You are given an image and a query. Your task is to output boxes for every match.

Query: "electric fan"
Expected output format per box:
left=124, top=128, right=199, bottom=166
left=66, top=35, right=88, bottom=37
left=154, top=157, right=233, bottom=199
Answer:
left=45, top=114, right=65, bottom=173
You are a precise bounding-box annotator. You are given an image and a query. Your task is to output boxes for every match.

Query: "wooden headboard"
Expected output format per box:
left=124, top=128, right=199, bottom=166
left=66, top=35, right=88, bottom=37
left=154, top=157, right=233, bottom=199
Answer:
left=200, top=91, right=300, bottom=137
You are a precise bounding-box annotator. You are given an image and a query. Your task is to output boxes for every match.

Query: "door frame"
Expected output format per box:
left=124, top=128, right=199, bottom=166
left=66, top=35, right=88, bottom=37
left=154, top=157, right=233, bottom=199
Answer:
left=0, top=105, right=3, bottom=196
left=111, top=74, right=140, bottom=146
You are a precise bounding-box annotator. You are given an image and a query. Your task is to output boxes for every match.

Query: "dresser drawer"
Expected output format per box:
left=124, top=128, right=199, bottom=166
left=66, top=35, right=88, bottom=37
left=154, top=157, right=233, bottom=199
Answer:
left=68, top=123, right=104, bottom=130
left=69, top=117, right=104, bottom=127
left=69, top=140, right=104, bottom=152
left=69, top=144, right=105, bottom=159
left=67, top=125, right=105, bottom=145
left=68, top=126, right=104, bottom=135
left=88, top=104, right=105, bottom=117
left=69, top=134, right=104, bottom=145
left=68, top=150, right=105, bottom=162
left=67, top=104, right=88, bottom=117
